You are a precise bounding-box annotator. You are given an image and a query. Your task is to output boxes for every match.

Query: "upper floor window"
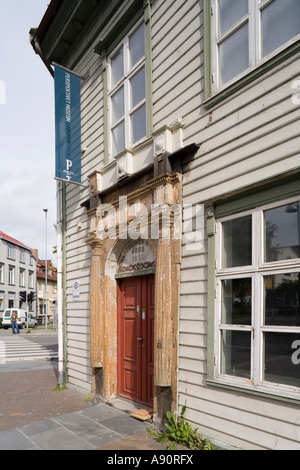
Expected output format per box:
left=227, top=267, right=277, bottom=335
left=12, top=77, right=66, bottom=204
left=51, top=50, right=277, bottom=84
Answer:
left=0, top=264, right=4, bottom=284
left=8, top=266, right=15, bottom=285
left=20, top=249, right=25, bottom=263
left=28, top=271, right=34, bottom=289
left=7, top=244, right=15, bottom=260
left=108, top=21, right=146, bottom=158
left=19, top=268, right=25, bottom=287
left=214, top=0, right=300, bottom=89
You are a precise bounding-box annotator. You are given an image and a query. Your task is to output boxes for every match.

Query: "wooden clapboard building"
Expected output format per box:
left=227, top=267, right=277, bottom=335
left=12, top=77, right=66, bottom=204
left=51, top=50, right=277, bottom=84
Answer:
left=31, top=0, right=300, bottom=449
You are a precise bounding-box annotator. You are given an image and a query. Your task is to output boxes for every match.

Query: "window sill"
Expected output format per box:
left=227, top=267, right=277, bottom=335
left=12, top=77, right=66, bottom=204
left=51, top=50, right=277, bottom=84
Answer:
left=205, top=38, right=300, bottom=110
left=206, top=378, right=300, bottom=406
left=107, top=136, right=153, bottom=164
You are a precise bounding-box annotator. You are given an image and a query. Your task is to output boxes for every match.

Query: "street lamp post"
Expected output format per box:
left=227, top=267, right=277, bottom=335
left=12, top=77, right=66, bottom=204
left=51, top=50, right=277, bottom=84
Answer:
left=43, top=208, right=48, bottom=331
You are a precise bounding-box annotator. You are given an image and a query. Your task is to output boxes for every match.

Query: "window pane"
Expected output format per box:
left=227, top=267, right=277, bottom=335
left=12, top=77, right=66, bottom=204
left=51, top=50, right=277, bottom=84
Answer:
left=131, top=104, right=146, bottom=144
left=112, top=121, right=125, bottom=156
left=221, top=278, right=252, bottom=325
left=264, top=332, right=300, bottom=388
left=221, top=330, right=251, bottom=378
left=218, top=0, right=248, bottom=36
left=130, top=67, right=145, bottom=109
left=222, top=215, right=252, bottom=267
left=111, top=86, right=124, bottom=125
left=219, top=22, right=249, bottom=86
left=129, top=23, right=145, bottom=68
left=264, top=273, right=300, bottom=326
left=261, top=0, right=300, bottom=58
left=264, top=202, right=300, bottom=262
left=111, top=48, right=124, bottom=87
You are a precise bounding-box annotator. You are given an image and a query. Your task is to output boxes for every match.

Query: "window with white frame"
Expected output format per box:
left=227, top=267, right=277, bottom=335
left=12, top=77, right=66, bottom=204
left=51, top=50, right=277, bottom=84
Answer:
left=215, top=198, right=300, bottom=398
left=8, top=266, right=15, bottom=285
left=20, top=249, right=25, bottom=263
left=213, top=0, right=300, bottom=89
left=0, top=264, right=4, bottom=284
left=28, top=271, right=34, bottom=289
left=108, top=21, right=146, bottom=159
left=19, top=268, right=25, bottom=287
left=7, top=244, right=15, bottom=260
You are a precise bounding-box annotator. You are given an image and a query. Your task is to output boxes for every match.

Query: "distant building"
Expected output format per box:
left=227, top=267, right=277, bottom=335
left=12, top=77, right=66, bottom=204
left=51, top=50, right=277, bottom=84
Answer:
left=0, top=231, right=37, bottom=314
left=34, top=251, right=58, bottom=323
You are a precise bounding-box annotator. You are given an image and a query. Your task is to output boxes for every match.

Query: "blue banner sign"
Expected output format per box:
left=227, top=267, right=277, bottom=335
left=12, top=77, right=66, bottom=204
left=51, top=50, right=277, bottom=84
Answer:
left=54, top=65, right=81, bottom=183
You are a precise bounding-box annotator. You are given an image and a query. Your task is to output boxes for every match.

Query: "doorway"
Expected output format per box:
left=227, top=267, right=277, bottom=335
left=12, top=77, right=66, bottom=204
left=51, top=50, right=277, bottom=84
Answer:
left=117, top=274, right=154, bottom=406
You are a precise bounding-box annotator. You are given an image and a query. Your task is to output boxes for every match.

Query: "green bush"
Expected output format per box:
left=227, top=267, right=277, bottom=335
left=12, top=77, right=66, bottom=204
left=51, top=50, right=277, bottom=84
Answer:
left=147, top=406, right=214, bottom=450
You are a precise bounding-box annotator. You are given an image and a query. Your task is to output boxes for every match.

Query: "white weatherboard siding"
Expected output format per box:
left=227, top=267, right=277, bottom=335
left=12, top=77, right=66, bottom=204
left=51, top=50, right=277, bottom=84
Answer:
left=63, top=41, right=104, bottom=393
left=173, top=0, right=300, bottom=450
left=152, top=0, right=202, bottom=132
left=65, top=184, right=92, bottom=392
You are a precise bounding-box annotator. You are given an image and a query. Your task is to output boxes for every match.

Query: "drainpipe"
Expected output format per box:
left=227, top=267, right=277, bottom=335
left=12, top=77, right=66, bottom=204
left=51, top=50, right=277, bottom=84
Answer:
left=33, top=39, right=54, bottom=78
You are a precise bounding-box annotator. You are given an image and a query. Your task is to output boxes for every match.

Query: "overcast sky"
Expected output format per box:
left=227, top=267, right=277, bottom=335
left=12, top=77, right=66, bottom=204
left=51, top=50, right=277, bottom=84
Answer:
left=0, top=1, right=57, bottom=263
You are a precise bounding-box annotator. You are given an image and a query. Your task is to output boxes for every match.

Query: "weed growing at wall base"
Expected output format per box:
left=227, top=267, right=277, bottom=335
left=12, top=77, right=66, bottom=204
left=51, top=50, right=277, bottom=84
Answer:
left=147, top=406, right=215, bottom=450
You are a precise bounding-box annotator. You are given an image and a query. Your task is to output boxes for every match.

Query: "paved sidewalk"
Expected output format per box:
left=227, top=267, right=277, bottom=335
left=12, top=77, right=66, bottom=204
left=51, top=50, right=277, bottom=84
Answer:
left=0, top=403, right=164, bottom=450
left=0, top=361, right=167, bottom=451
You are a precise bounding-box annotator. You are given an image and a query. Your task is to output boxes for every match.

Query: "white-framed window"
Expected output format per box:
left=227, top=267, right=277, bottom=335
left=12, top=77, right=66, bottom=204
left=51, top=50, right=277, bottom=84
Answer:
left=20, top=249, right=25, bottom=263
left=7, top=244, right=15, bottom=260
left=213, top=0, right=300, bottom=89
left=108, top=20, right=146, bottom=159
left=8, top=266, right=15, bottom=285
left=0, top=264, right=4, bottom=284
left=215, top=197, right=300, bottom=398
left=28, top=271, right=34, bottom=289
left=19, top=268, right=25, bottom=287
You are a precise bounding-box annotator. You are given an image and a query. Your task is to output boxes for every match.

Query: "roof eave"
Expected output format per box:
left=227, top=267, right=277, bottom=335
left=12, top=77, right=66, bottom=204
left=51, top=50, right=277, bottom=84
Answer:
left=30, top=0, right=63, bottom=54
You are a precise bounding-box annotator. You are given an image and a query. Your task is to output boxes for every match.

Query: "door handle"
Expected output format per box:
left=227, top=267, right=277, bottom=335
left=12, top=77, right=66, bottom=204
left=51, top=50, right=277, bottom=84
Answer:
left=137, top=337, right=145, bottom=341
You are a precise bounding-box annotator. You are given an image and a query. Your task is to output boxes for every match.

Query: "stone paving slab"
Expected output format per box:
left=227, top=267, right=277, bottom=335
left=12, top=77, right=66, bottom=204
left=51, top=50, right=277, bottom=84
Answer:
left=0, top=404, right=153, bottom=450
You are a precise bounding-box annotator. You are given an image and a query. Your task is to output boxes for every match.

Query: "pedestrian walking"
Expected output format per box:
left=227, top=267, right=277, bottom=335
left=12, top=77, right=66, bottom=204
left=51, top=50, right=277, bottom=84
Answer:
left=10, top=311, right=20, bottom=335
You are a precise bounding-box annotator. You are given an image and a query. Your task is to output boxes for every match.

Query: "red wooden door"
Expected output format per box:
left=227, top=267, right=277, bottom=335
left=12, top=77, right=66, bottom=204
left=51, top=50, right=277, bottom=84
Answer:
left=118, top=274, right=154, bottom=405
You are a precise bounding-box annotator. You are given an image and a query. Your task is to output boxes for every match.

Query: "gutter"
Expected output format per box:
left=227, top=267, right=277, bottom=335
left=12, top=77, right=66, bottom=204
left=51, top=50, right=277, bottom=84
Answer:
left=29, top=0, right=63, bottom=77
left=33, top=39, right=54, bottom=78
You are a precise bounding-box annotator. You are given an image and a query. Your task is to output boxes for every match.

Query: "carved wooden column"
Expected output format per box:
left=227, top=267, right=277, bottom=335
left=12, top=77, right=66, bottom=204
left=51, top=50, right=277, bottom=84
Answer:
left=89, top=239, right=104, bottom=369
left=154, top=235, right=173, bottom=387
left=152, top=176, right=181, bottom=417
left=87, top=170, right=105, bottom=371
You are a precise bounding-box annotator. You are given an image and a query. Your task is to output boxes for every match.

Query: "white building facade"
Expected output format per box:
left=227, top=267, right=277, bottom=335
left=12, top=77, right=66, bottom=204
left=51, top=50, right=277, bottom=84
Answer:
left=0, top=231, right=37, bottom=314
